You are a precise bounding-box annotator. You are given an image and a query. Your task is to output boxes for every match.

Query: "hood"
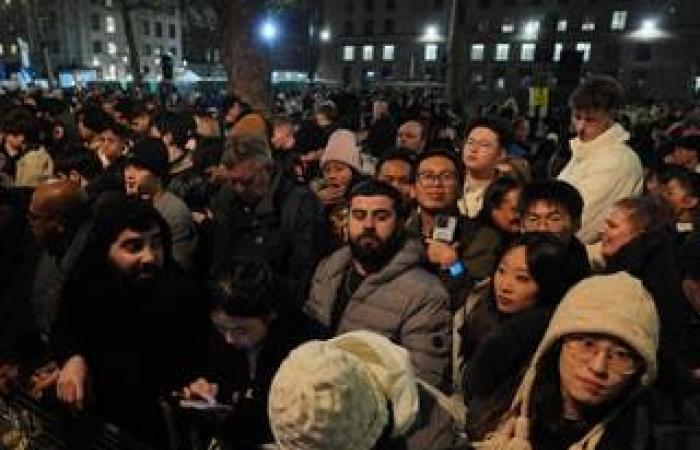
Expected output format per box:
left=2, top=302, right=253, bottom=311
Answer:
left=570, top=123, right=630, bottom=156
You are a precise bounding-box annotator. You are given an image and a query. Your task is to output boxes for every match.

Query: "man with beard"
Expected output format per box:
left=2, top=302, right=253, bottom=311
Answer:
left=52, top=197, right=208, bottom=447
left=304, top=179, right=454, bottom=450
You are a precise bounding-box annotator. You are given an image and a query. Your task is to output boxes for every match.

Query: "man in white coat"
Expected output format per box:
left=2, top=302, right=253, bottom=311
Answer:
left=558, top=75, right=643, bottom=244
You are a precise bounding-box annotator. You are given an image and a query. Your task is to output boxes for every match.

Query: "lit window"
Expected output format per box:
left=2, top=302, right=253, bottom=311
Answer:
left=611, top=11, right=627, bottom=31
left=363, top=45, right=374, bottom=61
left=0, top=44, right=3, bottom=55
left=107, top=41, right=117, bottom=55
left=502, top=22, right=514, bottom=33
left=92, top=56, right=100, bottom=67
left=424, top=43, right=438, bottom=61
left=521, top=43, right=535, bottom=61
left=553, top=42, right=563, bottom=62
left=105, top=16, right=115, bottom=33
left=557, top=19, right=567, bottom=32
left=471, top=43, right=484, bottom=61
left=382, top=44, right=395, bottom=61
left=105, top=0, right=112, bottom=7
left=495, top=77, right=505, bottom=90
left=695, top=76, right=700, bottom=92
left=495, top=43, right=509, bottom=61
left=343, top=45, right=355, bottom=61
left=582, top=19, right=595, bottom=32
left=523, top=20, right=539, bottom=38
left=107, top=64, right=116, bottom=80
left=10, top=43, right=17, bottom=54
left=576, top=42, right=591, bottom=62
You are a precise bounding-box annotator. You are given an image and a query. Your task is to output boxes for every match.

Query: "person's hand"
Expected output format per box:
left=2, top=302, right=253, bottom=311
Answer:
left=29, top=361, right=59, bottom=399
left=316, top=186, right=345, bottom=207
left=424, top=238, right=460, bottom=270
left=57, top=355, right=88, bottom=410
left=0, top=362, right=19, bottom=396
left=181, top=377, right=218, bottom=405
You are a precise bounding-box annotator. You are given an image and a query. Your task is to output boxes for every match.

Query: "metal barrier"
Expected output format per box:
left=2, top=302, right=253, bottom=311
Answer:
left=0, top=391, right=155, bottom=450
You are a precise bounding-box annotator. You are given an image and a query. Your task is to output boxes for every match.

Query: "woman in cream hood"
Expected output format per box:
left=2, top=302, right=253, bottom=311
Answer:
left=476, top=272, right=700, bottom=450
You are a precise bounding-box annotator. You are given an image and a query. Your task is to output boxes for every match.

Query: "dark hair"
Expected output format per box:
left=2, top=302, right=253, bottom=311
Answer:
left=101, top=116, right=130, bottom=137
left=466, top=116, right=514, bottom=150
left=222, top=95, right=251, bottom=117
left=315, top=101, right=339, bottom=122
left=210, top=262, right=279, bottom=318
left=415, top=149, right=465, bottom=187
left=348, top=179, right=407, bottom=220
left=77, top=105, right=111, bottom=133
left=675, top=134, right=700, bottom=154
left=663, top=165, right=700, bottom=199
left=53, top=146, right=104, bottom=181
left=570, top=74, right=624, bottom=112
left=2, top=108, right=39, bottom=142
left=89, top=196, right=173, bottom=266
left=501, top=233, right=590, bottom=308
left=376, top=150, right=415, bottom=182
left=518, top=180, right=584, bottom=222
left=153, top=111, right=196, bottom=149
left=478, top=176, right=523, bottom=231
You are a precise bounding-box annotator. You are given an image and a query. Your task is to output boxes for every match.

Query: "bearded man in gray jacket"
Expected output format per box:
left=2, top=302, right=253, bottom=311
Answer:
left=304, top=179, right=454, bottom=450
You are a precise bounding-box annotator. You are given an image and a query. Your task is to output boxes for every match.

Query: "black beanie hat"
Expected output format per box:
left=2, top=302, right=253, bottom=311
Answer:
left=127, top=137, right=169, bottom=179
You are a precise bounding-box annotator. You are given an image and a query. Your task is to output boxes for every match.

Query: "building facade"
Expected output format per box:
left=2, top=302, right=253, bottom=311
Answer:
left=317, top=0, right=700, bottom=103
left=0, top=0, right=183, bottom=84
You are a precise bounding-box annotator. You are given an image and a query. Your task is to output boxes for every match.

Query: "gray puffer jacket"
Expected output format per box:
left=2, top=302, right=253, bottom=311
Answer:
left=304, top=238, right=455, bottom=450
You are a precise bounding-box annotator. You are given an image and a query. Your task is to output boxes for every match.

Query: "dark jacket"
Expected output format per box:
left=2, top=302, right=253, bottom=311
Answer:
left=605, top=231, right=694, bottom=361
left=200, top=309, right=325, bottom=449
left=405, top=211, right=502, bottom=310
left=52, top=266, right=209, bottom=447
left=167, top=165, right=211, bottom=212
left=211, top=167, right=335, bottom=308
left=365, top=116, right=397, bottom=159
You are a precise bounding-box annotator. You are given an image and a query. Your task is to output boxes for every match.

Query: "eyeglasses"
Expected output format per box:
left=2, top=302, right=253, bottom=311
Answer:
left=465, top=139, right=498, bottom=151
left=522, top=213, right=567, bottom=229
left=564, top=334, right=640, bottom=375
left=416, top=171, right=458, bottom=187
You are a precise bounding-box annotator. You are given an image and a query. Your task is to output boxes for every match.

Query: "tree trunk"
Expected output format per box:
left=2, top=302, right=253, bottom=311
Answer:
left=446, top=0, right=466, bottom=116
left=219, top=0, right=272, bottom=111
left=120, top=0, right=144, bottom=89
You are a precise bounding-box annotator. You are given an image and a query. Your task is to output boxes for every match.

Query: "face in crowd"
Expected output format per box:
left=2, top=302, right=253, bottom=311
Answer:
left=493, top=245, right=538, bottom=314
left=347, top=194, right=401, bottom=272
left=559, top=333, right=642, bottom=419
left=490, top=187, right=522, bottom=234
left=414, top=155, right=460, bottom=213
left=124, top=164, right=160, bottom=198
left=225, top=158, right=273, bottom=206
left=600, top=205, right=641, bottom=257
left=463, top=126, right=504, bottom=176
left=396, top=121, right=424, bottom=152
left=571, top=108, right=613, bottom=143
left=108, top=224, right=165, bottom=283
left=377, top=159, right=413, bottom=204
left=97, top=129, right=125, bottom=165
left=322, top=161, right=354, bottom=191
left=521, top=200, right=577, bottom=241
left=210, top=309, right=272, bottom=351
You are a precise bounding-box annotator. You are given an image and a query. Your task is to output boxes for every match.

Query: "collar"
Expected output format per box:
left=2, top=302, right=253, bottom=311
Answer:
left=569, top=123, right=630, bottom=156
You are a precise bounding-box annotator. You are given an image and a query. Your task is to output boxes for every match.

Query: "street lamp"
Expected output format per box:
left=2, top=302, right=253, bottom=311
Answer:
left=320, top=28, right=331, bottom=42
left=260, top=18, right=279, bottom=43
left=630, top=17, right=669, bottom=40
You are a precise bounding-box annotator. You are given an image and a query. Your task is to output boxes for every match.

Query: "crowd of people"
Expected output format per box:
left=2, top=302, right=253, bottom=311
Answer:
left=0, top=74, right=699, bottom=450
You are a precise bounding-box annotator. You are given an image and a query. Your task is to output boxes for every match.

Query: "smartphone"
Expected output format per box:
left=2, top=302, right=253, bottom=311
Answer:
left=179, top=399, right=232, bottom=412
left=432, top=215, right=457, bottom=243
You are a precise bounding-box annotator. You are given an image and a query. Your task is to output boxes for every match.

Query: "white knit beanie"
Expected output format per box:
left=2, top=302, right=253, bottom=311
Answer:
left=321, top=129, right=362, bottom=172
left=268, top=331, right=419, bottom=450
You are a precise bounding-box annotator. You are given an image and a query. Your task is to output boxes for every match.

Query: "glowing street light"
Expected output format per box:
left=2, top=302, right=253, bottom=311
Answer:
left=320, top=28, right=331, bottom=42
left=259, top=18, right=279, bottom=43
left=630, top=17, right=669, bottom=41
left=641, top=19, right=657, bottom=33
